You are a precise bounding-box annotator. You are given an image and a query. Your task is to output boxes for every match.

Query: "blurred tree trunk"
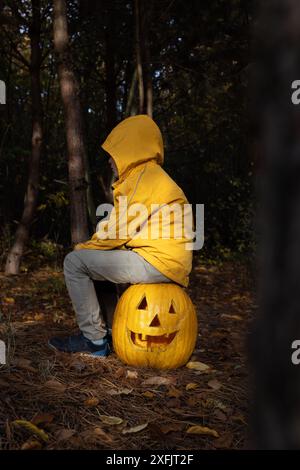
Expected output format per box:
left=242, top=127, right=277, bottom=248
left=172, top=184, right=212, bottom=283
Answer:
left=53, top=0, right=89, bottom=244
left=5, top=0, right=43, bottom=275
left=251, top=0, right=300, bottom=449
left=134, top=0, right=152, bottom=117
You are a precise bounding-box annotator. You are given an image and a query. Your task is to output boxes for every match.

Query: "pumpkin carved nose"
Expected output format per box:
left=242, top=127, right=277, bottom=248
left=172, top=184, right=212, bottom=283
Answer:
left=149, top=314, right=161, bottom=327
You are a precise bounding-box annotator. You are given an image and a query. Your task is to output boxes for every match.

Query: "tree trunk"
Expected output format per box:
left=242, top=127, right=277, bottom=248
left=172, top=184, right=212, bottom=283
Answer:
left=125, top=68, right=138, bottom=117
left=53, top=0, right=89, bottom=244
left=251, top=0, right=300, bottom=449
left=134, top=0, right=152, bottom=117
left=5, top=0, right=42, bottom=275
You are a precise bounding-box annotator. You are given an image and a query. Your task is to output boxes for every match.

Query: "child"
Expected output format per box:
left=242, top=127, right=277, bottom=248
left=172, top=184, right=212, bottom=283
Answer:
left=49, top=115, right=193, bottom=356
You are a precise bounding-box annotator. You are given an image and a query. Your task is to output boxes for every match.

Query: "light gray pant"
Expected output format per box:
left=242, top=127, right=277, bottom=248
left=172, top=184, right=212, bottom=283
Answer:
left=63, top=249, right=171, bottom=341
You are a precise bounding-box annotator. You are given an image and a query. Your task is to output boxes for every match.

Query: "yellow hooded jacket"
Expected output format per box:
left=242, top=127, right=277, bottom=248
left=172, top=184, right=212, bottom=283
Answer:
left=76, top=115, right=193, bottom=287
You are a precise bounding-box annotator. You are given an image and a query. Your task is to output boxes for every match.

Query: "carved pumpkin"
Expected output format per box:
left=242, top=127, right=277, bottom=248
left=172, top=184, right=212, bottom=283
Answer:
left=112, top=283, right=198, bottom=369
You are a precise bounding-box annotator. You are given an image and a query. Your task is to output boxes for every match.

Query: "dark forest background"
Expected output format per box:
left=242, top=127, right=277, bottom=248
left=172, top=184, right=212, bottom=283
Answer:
left=0, top=0, right=255, bottom=272
left=7, top=0, right=300, bottom=453
left=3, top=0, right=300, bottom=451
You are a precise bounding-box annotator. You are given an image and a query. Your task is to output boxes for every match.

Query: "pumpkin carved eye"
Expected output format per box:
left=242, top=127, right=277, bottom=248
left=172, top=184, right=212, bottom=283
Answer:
left=137, top=295, right=148, bottom=310
left=169, top=300, right=176, bottom=314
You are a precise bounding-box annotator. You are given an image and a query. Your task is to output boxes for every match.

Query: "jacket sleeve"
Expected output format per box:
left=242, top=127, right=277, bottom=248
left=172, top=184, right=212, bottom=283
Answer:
left=75, top=166, right=148, bottom=251
left=74, top=203, right=130, bottom=251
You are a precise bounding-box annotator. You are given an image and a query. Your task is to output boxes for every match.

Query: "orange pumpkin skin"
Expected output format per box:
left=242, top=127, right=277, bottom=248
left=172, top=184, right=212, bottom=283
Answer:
left=112, top=283, right=198, bottom=369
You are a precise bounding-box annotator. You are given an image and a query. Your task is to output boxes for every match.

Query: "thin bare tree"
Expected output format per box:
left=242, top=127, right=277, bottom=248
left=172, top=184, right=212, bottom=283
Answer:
left=5, top=0, right=43, bottom=275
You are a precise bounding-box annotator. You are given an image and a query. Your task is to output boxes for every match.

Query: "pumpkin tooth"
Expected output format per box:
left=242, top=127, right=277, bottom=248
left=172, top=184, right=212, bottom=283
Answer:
left=141, top=334, right=147, bottom=341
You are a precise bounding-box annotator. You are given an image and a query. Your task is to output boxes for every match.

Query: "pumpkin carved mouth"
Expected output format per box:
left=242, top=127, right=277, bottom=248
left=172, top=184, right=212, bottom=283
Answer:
left=130, top=331, right=177, bottom=348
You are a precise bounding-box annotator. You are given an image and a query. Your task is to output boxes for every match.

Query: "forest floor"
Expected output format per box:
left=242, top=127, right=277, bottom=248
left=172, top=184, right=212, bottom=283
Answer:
left=0, top=254, right=255, bottom=450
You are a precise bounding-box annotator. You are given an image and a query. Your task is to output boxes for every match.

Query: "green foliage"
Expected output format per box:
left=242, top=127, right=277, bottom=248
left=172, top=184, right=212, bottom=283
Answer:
left=30, top=239, right=63, bottom=261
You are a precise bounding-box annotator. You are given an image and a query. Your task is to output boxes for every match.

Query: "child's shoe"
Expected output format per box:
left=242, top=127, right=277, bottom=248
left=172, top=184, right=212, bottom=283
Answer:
left=48, top=332, right=110, bottom=357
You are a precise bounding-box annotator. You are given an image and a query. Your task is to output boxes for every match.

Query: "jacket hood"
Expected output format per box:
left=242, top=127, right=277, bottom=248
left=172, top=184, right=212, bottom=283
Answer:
left=101, top=115, right=164, bottom=182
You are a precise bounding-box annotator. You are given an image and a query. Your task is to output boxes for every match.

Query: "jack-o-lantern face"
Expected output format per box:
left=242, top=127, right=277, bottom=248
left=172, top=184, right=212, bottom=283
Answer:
left=112, top=283, right=198, bottom=369
left=129, top=294, right=179, bottom=350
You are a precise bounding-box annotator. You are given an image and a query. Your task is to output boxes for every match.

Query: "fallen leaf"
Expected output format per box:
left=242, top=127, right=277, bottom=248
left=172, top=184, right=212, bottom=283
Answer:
left=231, top=294, right=244, bottom=301
left=186, top=361, right=211, bottom=372
left=81, top=427, right=113, bottom=443
left=3, top=297, right=15, bottom=304
left=126, top=370, right=138, bottom=379
left=84, top=397, right=100, bottom=407
left=99, top=415, right=123, bottom=425
left=221, top=314, right=243, bottom=321
left=13, top=358, right=37, bottom=373
left=12, top=420, right=49, bottom=442
left=94, top=426, right=114, bottom=442
left=167, top=387, right=182, bottom=398
left=171, top=407, right=205, bottom=419
left=31, top=413, right=54, bottom=426
left=210, top=330, right=227, bottom=339
left=186, top=425, right=219, bottom=438
left=232, top=414, right=247, bottom=425
left=21, top=439, right=42, bottom=450
left=213, top=433, right=233, bottom=448
left=208, top=379, right=222, bottom=390
left=142, top=376, right=174, bottom=386
left=55, top=429, right=76, bottom=442
left=44, top=379, right=66, bottom=393
left=122, top=422, right=148, bottom=434
left=107, top=388, right=133, bottom=396
left=161, top=423, right=184, bottom=434
left=115, top=367, right=125, bottom=378
left=34, top=313, right=45, bottom=321
left=186, top=382, right=199, bottom=391
left=214, top=409, right=227, bottom=422
left=142, top=391, right=155, bottom=399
